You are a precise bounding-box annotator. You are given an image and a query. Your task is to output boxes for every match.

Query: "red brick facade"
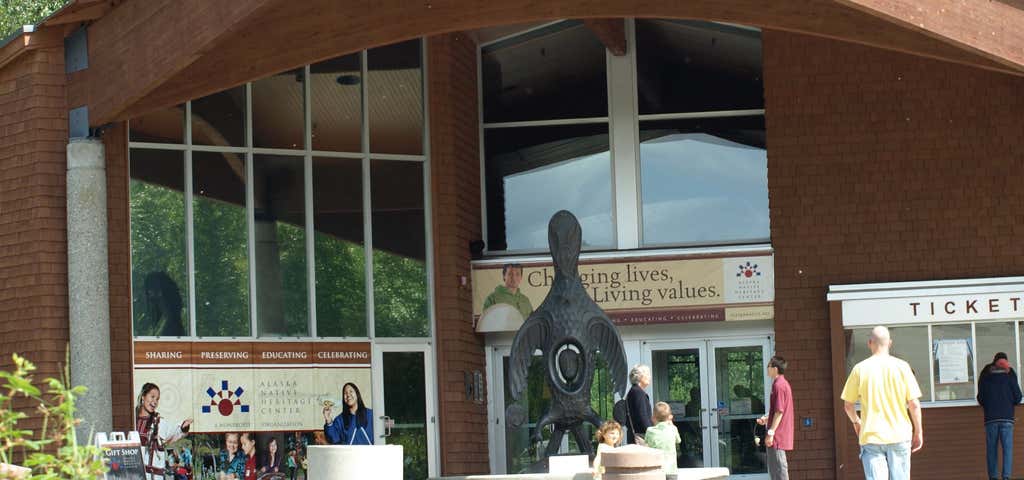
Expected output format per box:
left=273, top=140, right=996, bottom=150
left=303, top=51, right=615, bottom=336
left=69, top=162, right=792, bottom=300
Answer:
left=3, top=7, right=1024, bottom=479
left=428, top=32, right=490, bottom=474
left=765, top=30, right=1024, bottom=479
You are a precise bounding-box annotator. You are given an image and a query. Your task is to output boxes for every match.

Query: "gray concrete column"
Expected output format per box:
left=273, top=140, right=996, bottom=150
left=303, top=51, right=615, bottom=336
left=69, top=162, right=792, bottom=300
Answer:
left=67, top=137, right=113, bottom=440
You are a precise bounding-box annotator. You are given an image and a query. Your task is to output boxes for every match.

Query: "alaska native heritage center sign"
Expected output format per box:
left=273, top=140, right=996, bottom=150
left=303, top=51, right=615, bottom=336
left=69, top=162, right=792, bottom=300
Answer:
left=133, top=341, right=371, bottom=433
left=473, top=254, right=774, bottom=332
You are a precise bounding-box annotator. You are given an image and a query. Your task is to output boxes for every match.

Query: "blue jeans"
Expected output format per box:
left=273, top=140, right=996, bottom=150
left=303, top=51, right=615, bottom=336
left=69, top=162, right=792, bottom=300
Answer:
left=986, top=421, right=1014, bottom=479
left=860, top=441, right=911, bottom=480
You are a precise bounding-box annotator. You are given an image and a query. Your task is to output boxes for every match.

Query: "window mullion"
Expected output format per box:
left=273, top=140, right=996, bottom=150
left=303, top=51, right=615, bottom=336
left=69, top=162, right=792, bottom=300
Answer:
left=607, top=18, right=640, bottom=249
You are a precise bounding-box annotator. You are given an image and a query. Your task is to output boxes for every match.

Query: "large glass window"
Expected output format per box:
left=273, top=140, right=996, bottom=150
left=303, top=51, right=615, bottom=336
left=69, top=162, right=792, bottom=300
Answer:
left=313, top=157, right=366, bottom=337
left=978, top=321, right=1015, bottom=373
left=369, top=40, right=424, bottom=155
left=253, top=154, right=308, bottom=337
left=192, top=86, right=246, bottom=147
left=484, top=125, right=613, bottom=251
left=482, top=21, right=608, bottom=124
left=844, top=321, right=1020, bottom=405
left=253, top=68, right=305, bottom=149
left=192, top=151, right=250, bottom=337
left=932, top=323, right=974, bottom=401
left=635, top=20, right=764, bottom=114
left=371, top=160, right=429, bottom=337
left=639, top=117, right=767, bottom=246
left=845, top=326, right=932, bottom=403
left=129, top=40, right=429, bottom=339
left=480, top=19, right=767, bottom=253
left=130, top=149, right=188, bottom=337
left=310, top=54, right=361, bottom=153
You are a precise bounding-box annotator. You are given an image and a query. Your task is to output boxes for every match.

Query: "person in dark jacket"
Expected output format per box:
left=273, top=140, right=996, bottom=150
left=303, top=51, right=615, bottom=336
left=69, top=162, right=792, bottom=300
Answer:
left=625, top=364, right=653, bottom=445
left=977, top=352, right=1023, bottom=480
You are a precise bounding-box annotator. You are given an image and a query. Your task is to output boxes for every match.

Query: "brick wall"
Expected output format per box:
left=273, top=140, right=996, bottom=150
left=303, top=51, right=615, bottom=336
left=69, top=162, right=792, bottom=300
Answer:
left=0, top=47, right=70, bottom=432
left=427, top=32, right=490, bottom=475
left=104, top=122, right=133, bottom=431
left=764, top=30, right=1024, bottom=479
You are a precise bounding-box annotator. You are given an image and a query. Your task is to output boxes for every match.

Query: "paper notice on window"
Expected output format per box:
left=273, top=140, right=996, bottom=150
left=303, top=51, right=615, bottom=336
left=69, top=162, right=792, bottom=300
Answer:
left=935, top=339, right=970, bottom=384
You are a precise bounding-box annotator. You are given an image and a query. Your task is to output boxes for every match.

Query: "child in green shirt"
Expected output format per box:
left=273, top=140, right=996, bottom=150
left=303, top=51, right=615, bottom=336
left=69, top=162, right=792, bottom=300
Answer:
left=644, top=401, right=681, bottom=477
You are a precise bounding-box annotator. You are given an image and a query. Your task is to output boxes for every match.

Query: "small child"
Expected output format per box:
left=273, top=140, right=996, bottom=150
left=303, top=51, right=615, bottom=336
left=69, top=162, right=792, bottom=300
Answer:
left=592, top=420, right=622, bottom=479
left=644, top=402, right=681, bottom=478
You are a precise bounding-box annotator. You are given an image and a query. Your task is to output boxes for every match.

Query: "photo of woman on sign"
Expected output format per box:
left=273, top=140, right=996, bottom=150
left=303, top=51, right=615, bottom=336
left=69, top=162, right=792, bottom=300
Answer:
left=322, top=383, right=374, bottom=445
left=135, top=382, right=194, bottom=480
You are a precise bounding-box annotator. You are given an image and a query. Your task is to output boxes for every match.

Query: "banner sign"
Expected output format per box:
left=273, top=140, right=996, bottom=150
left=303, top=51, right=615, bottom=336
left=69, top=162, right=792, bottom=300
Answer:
left=133, top=341, right=371, bottom=433
left=472, top=254, right=774, bottom=332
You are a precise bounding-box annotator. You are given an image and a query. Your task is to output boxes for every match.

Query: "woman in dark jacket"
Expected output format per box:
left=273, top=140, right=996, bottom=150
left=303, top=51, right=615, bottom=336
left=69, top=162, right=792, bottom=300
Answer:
left=978, top=352, right=1023, bottom=480
left=625, top=364, right=653, bottom=445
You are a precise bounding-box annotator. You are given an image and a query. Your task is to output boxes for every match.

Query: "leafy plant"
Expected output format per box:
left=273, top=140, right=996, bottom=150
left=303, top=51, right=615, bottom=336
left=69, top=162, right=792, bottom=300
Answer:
left=0, top=0, right=67, bottom=39
left=0, top=354, right=107, bottom=479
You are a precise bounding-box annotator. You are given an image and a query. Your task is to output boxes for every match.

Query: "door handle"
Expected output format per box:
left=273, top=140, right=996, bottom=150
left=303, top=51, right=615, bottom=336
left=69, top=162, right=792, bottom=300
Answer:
left=379, top=415, right=394, bottom=438
left=699, top=407, right=707, bottom=430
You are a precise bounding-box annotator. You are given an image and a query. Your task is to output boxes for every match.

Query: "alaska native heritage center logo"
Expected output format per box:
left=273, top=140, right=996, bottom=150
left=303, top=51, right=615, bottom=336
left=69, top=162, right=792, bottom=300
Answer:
left=737, top=261, right=761, bottom=278
left=203, top=380, right=250, bottom=416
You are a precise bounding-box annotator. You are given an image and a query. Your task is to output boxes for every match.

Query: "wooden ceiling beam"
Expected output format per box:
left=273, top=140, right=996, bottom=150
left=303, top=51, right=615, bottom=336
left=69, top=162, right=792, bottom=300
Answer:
left=583, top=18, right=627, bottom=56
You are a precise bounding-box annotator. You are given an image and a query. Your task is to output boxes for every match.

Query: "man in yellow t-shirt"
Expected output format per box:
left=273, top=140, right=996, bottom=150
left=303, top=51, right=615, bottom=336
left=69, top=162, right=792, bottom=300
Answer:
left=841, top=326, right=924, bottom=480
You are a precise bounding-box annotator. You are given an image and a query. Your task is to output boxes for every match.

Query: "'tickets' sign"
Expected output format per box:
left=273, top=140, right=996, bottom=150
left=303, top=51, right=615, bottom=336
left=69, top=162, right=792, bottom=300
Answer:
left=472, top=254, right=774, bottom=332
left=843, top=292, right=1024, bottom=327
left=133, top=342, right=371, bottom=433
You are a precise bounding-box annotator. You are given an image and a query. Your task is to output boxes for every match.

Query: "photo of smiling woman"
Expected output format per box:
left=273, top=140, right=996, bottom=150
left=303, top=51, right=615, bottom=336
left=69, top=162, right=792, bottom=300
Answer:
left=135, top=382, right=194, bottom=480
left=322, top=382, right=374, bottom=445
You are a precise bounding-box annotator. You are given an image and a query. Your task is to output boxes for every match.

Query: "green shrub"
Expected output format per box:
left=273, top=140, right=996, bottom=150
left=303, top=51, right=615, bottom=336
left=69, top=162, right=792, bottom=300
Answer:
left=0, top=353, right=107, bottom=479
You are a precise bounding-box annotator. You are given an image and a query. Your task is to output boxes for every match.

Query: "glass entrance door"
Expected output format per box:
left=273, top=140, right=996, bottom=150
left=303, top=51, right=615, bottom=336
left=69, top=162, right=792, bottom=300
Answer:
left=645, top=337, right=771, bottom=479
left=374, top=345, right=437, bottom=480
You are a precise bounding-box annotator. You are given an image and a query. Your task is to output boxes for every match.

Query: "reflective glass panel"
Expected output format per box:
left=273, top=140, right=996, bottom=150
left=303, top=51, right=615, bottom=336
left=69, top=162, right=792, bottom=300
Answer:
left=845, top=326, right=931, bottom=402
left=383, top=352, right=428, bottom=480
left=130, top=149, right=188, bottom=337
left=713, top=346, right=765, bottom=475
left=192, top=86, right=246, bottom=147
left=932, top=324, right=974, bottom=401
left=129, top=104, right=185, bottom=144
left=311, top=54, right=362, bottom=153
left=484, top=124, right=613, bottom=251
left=313, top=157, right=367, bottom=337
left=977, top=321, right=1016, bottom=376
left=636, top=20, right=764, bottom=114
left=368, top=40, right=423, bottom=155
left=639, top=116, right=767, bottom=246
left=482, top=21, right=608, bottom=123
left=371, top=160, right=428, bottom=337
left=652, top=349, right=704, bottom=468
left=253, top=154, right=308, bottom=337
left=253, top=68, right=305, bottom=149
left=193, top=151, right=250, bottom=336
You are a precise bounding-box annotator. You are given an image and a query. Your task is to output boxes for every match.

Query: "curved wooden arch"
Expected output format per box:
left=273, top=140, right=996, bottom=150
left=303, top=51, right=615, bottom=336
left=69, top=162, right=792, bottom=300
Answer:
left=65, top=0, right=1023, bottom=125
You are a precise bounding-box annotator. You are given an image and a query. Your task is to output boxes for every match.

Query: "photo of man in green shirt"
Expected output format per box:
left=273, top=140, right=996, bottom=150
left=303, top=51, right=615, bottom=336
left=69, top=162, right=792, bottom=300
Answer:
left=482, top=263, right=534, bottom=319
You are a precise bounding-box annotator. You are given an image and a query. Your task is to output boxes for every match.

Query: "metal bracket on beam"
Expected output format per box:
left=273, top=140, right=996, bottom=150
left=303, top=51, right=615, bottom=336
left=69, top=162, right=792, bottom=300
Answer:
left=64, top=26, right=88, bottom=73
left=69, top=106, right=89, bottom=139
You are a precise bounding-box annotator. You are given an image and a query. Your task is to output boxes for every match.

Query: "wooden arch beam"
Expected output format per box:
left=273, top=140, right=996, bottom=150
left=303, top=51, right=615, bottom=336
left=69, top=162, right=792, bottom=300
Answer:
left=583, top=18, right=627, bottom=56
left=66, top=0, right=1024, bottom=127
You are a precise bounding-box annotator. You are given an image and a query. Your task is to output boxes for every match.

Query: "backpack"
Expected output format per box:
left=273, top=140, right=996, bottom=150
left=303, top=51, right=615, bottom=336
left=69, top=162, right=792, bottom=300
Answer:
left=612, top=399, right=628, bottom=425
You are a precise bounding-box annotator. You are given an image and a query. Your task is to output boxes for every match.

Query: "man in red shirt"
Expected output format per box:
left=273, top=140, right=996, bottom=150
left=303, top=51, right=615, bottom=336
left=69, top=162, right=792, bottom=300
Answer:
left=758, top=355, right=794, bottom=480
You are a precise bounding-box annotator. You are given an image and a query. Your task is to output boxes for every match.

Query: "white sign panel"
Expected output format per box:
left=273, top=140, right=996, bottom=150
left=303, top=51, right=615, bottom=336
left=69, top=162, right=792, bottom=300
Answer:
left=934, top=339, right=970, bottom=384
left=842, top=292, right=1024, bottom=327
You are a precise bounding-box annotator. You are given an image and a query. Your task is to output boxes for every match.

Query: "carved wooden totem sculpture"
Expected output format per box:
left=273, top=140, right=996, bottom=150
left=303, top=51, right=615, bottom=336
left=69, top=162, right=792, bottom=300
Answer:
left=505, top=210, right=629, bottom=457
